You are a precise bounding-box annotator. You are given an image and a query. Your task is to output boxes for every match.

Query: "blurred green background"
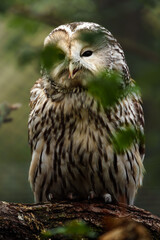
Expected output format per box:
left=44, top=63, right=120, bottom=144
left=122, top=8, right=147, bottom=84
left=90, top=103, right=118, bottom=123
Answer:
left=0, top=0, right=160, bottom=215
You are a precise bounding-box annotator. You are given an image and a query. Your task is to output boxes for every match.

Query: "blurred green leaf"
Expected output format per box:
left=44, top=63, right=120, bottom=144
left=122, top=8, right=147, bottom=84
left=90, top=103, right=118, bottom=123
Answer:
left=80, top=30, right=106, bottom=45
left=87, top=70, right=140, bottom=108
left=6, top=33, right=23, bottom=51
left=41, top=44, right=65, bottom=70
left=8, top=16, right=40, bottom=34
left=42, top=220, right=97, bottom=239
left=112, top=126, right=144, bottom=154
left=18, top=45, right=40, bottom=65
left=87, top=70, right=122, bottom=107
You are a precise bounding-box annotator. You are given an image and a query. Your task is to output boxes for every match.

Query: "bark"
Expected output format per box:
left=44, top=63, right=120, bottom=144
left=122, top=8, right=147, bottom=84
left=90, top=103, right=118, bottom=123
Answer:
left=0, top=200, right=160, bottom=240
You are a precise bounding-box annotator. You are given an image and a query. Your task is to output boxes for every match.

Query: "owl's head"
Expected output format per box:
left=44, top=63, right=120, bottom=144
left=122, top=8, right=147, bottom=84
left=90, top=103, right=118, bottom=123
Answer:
left=43, top=22, right=130, bottom=89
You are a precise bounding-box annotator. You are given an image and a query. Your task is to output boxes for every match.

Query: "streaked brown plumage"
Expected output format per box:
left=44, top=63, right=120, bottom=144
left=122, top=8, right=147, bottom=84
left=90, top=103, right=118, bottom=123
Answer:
left=28, top=22, right=145, bottom=204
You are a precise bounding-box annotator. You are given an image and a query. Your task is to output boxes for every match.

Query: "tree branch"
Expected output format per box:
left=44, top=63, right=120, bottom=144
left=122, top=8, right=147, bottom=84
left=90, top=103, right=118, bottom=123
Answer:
left=0, top=102, right=21, bottom=127
left=0, top=200, right=160, bottom=239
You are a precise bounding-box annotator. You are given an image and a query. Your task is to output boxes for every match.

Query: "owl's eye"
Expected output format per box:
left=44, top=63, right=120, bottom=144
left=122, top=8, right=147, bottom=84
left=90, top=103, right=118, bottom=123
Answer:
left=81, top=50, right=93, bottom=57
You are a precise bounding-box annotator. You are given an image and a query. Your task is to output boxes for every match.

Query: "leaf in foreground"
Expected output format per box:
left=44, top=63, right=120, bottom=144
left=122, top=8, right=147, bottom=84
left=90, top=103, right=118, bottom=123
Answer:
left=41, top=44, right=65, bottom=70
left=87, top=70, right=140, bottom=108
left=42, top=220, right=97, bottom=239
left=112, top=126, right=144, bottom=154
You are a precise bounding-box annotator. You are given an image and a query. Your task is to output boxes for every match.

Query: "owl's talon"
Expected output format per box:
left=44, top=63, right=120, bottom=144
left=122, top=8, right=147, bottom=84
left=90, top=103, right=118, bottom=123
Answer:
left=103, top=193, right=112, bottom=203
left=48, top=193, right=54, bottom=201
left=88, top=191, right=96, bottom=200
left=67, top=192, right=76, bottom=200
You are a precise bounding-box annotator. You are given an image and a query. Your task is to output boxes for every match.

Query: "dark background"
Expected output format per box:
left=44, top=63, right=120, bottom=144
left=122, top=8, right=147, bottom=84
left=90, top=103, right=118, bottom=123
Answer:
left=0, top=0, right=160, bottom=215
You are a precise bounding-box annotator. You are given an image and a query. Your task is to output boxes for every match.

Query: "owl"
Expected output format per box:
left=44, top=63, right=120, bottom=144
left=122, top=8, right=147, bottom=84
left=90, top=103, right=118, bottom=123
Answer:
left=28, top=22, right=145, bottom=205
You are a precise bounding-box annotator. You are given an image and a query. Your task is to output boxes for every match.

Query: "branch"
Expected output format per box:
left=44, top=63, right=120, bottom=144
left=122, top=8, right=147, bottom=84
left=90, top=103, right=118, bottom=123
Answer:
left=0, top=201, right=160, bottom=239
left=0, top=102, right=21, bottom=126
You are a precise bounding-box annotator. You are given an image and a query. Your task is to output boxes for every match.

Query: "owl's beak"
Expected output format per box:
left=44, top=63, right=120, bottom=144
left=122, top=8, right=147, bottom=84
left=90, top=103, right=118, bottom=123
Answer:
left=68, top=62, right=79, bottom=79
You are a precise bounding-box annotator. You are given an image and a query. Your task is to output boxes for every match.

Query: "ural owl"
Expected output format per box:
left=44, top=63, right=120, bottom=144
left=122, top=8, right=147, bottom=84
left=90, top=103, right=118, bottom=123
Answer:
left=28, top=22, right=145, bottom=205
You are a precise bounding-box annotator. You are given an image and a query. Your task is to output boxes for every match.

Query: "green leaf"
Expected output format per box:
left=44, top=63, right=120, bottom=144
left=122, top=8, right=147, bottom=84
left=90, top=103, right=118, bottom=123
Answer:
left=87, top=70, right=140, bottom=108
left=8, top=16, right=40, bottom=34
left=18, top=46, right=40, bottom=65
left=87, top=70, right=122, bottom=107
left=41, top=44, right=65, bottom=70
left=42, top=220, right=97, bottom=239
left=80, top=30, right=106, bottom=45
left=112, top=126, right=144, bottom=153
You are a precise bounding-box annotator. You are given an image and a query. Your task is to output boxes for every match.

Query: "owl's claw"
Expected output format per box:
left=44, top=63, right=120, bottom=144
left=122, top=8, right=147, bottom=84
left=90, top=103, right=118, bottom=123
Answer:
left=103, top=193, right=112, bottom=203
left=88, top=191, right=96, bottom=200
left=48, top=193, right=54, bottom=201
left=67, top=192, right=76, bottom=200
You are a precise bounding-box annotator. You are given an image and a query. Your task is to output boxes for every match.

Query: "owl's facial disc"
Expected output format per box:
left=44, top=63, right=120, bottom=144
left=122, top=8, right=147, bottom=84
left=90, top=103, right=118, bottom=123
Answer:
left=44, top=25, right=129, bottom=90
left=43, top=29, right=107, bottom=89
left=48, top=42, right=95, bottom=89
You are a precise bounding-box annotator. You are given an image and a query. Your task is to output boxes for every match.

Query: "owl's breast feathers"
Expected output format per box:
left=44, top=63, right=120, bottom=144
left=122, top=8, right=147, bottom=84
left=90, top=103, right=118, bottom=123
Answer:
left=28, top=78, right=144, bottom=204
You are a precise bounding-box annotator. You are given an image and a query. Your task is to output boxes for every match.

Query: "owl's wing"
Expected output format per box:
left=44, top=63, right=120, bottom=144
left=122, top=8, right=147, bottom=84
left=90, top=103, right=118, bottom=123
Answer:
left=28, top=78, right=44, bottom=152
left=105, top=78, right=145, bottom=162
left=130, top=79, right=145, bottom=161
